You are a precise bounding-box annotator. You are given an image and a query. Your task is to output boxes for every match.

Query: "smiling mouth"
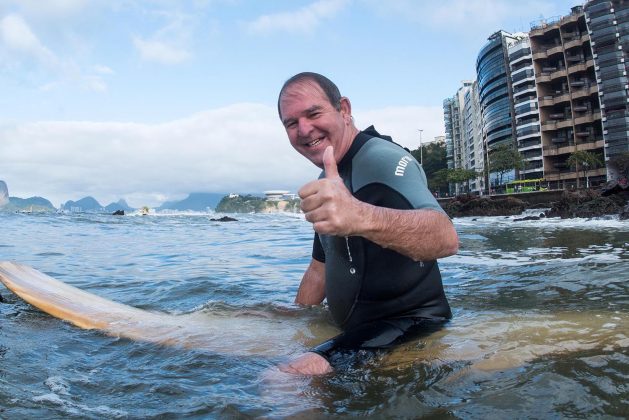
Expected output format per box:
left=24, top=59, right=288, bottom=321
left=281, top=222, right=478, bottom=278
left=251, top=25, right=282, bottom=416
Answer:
left=306, top=138, right=324, bottom=147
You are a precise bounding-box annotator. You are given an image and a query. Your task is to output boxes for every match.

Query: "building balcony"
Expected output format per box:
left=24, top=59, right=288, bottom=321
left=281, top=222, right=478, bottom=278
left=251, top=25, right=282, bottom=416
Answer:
left=538, top=96, right=555, bottom=107
left=560, top=11, right=581, bottom=27
left=556, top=119, right=574, bottom=129
left=574, top=112, right=602, bottom=125
left=547, top=44, right=565, bottom=57
left=551, top=68, right=568, bottom=80
left=567, top=58, right=594, bottom=74
left=578, top=138, right=605, bottom=149
left=530, top=19, right=561, bottom=37
left=542, top=139, right=605, bottom=156
left=545, top=167, right=606, bottom=182
left=571, top=85, right=598, bottom=100
left=541, top=120, right=558, bottom=131
left=563, top=34, right=589, bottom=50
left=543, top=170, right=577, bottom=182
left=541, top=119, right=572, bottom=131
left=532, top=49, right=548, bottom=60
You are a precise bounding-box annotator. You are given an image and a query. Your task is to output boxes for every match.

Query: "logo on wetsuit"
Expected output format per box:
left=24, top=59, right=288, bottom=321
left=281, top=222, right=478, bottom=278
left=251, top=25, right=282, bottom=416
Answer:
left=395, top=155, right=413, bottom=177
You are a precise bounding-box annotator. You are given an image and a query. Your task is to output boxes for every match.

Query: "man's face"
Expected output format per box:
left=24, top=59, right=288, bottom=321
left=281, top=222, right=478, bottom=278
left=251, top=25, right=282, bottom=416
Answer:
left=279, top=81, right=352, bottom=168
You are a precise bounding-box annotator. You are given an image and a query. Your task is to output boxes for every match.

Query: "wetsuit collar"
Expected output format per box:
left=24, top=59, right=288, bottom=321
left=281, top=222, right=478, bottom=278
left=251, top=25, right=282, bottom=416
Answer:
left=337, top=125, right=392, bottom=172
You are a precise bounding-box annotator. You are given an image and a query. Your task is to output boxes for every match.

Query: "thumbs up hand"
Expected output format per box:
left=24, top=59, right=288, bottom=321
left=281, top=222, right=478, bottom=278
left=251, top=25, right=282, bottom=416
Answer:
left=298, top=146, right=363, bottom=236
left=322, top=144, right=339, bottom=179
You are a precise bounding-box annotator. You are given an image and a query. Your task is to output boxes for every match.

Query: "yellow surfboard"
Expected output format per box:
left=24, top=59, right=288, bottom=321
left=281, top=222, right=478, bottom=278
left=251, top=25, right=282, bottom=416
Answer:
left=0, top=261, right=322, bottom=356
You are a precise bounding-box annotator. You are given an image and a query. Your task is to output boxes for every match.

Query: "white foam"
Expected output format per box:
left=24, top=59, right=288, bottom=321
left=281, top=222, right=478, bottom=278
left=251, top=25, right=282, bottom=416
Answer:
left=33, top=376, right=129, bottom=417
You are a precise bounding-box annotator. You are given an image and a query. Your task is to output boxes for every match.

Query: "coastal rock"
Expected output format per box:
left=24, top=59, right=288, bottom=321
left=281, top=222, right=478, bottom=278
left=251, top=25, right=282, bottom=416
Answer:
left=544, top=189, right=627, bottom=219
left=0, top=181, right=8, bottom=207
left=440, top=195, right=527, bottom=218
left=210, top=216, right=237, bottom=222
left=112, top=210, right=125, bottom=216
left=513, top=214, right=545, bottom=222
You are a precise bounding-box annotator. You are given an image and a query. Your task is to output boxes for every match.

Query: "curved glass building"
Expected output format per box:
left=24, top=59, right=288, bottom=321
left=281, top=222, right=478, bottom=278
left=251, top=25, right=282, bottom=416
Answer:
left=476, top=30, right=519, bottom=188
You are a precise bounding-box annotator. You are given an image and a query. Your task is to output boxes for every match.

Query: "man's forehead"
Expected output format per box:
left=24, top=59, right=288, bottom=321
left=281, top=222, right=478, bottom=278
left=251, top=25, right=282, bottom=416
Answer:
left=281, top=80, right=327, bottom=102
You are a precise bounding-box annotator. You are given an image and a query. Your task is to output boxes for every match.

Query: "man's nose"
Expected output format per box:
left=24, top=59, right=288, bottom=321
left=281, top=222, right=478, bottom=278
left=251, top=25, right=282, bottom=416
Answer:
left=297, top=118, right=313, bottom=137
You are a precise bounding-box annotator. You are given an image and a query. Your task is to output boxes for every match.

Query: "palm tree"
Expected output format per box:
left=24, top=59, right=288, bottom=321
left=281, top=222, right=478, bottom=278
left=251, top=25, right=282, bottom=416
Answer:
left=566, top=150, right=603, bottom=188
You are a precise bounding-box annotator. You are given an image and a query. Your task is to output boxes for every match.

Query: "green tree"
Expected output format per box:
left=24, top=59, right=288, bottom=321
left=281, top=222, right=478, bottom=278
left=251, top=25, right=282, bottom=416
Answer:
left=489, top=144, right=524, bottom=187
left=566, top=150, right=603, bottom=188
left=428, top=168, right=450, bottom=193
left=411, top=141, right=448, bottom=195
left=216, top=194, right=266, bottom=213
left=447, top=168, right=479, bottom=193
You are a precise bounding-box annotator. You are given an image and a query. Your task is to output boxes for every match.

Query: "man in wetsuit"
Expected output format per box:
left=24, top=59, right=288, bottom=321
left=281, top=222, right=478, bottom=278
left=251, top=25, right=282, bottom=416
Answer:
left=277, top=72, right=459, bottom=375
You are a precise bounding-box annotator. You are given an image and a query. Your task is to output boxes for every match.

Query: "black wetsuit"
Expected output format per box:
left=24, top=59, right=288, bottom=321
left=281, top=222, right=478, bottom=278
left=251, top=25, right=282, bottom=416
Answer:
left=310, top=126, right=452, bottom=361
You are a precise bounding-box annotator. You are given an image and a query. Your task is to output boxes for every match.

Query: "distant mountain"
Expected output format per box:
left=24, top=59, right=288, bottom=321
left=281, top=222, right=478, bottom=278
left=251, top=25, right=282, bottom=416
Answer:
left=62, top=196, right=104, bottom=212
left=158, top=192, right=225, bottom=211
left=0, top=181, right=8, bottom=207
left=105, top=199, right=134, bottom=213
left=2, top=196, right=56, bottom=212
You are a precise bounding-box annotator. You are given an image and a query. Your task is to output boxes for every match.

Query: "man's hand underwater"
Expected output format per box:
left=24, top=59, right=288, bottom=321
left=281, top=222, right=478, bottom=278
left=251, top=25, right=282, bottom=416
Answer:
left=279, top=352, right=333, bottom=376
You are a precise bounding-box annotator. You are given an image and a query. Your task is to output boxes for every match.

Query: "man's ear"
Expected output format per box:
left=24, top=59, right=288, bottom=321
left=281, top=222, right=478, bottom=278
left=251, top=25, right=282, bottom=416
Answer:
left=340, top=96, right=352, bottom=123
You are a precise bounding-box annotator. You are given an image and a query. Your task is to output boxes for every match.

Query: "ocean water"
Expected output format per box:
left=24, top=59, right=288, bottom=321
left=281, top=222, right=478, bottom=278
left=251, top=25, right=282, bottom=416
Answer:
left=0, top=210, right=627, bottom=418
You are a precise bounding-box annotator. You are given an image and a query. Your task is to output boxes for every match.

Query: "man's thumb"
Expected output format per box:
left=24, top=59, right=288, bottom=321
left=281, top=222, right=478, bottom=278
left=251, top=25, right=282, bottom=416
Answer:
left=323, top=146, right=339, bottom=178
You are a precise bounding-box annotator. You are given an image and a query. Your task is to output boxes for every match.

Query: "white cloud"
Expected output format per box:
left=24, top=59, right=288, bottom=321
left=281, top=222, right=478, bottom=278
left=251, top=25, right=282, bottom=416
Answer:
left=0, top=103, right=318, bottom=208
left=0, top=14, right=57, bottom=66
left=364, top=0, right=556, bottom=30
left=3, top=0, right=88, bottom=19
left=0, top=13, right=110, bottom=92
left=93, top=64, right=114, bottom=75
left=0, top=103, right=445, bottom=208
left=246, top=0, right=351, bottom=34
left=133, top=36, right=190, bottom=64
left=354, top=106, right=445, bottom=150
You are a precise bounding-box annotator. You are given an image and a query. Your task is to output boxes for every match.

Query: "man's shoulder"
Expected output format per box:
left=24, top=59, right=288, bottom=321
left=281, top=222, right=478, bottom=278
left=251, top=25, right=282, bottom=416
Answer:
left=352, top=137, right=419, bottom=184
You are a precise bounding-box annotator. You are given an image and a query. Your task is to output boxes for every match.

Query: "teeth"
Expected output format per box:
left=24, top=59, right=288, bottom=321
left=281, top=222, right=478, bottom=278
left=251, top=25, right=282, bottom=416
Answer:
left=308, top=138, right=322, bottom=147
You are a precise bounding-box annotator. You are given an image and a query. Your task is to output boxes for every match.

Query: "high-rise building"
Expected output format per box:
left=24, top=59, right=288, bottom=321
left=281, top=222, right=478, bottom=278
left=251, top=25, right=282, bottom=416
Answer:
left=476, top=31, right=520, bottom=189
left=444, top=81, right=476, bottom=194
left=463, top=81, right=485, bottom=192
left=529, top=6, right=606, bottom=189
left=508, top=36, right=544, bottom=180
left=585, top=0, right=629, bottom=180
left=443, top=97, right=456, bottom=174
left=443, top=2, right=627, bottom=194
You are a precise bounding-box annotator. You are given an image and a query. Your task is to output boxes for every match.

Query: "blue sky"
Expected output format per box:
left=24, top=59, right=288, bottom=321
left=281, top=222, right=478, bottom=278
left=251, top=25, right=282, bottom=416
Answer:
left=0, top=0, right=579, bottom=207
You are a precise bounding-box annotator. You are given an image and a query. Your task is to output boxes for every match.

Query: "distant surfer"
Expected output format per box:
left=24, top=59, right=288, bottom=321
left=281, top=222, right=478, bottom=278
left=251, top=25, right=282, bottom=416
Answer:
left=277, top=73, right=459, bottom=375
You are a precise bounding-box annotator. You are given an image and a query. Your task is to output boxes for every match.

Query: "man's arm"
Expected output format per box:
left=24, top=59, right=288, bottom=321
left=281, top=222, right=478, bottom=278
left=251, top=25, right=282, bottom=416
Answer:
left=279, top=259, right=330, bottom=375
left=354, top=205, right=458, bottom=262
left=299, top=147, right=459, bottom=262
left=295, top=258, right=326, bottom=305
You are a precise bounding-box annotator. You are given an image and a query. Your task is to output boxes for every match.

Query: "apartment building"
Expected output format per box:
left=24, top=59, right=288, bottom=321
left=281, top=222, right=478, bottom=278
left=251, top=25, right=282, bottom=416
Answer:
left=443, top=2, right=627, bottom=193
left=463, top=81, right=486, bottom=192
left=529, top=5, right=606, bottom=189
left=508, top=36, right=545, bottom=180
left=585, top=0, right=629, bottom=180
left=443, top=81, right=474, bottom=194
left=476, top=31, right=521, bottom=189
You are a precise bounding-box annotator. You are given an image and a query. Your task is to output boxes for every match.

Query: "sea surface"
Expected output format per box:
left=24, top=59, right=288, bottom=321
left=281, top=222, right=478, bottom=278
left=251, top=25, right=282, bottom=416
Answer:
left=0, top=210, right=627, bottom=419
